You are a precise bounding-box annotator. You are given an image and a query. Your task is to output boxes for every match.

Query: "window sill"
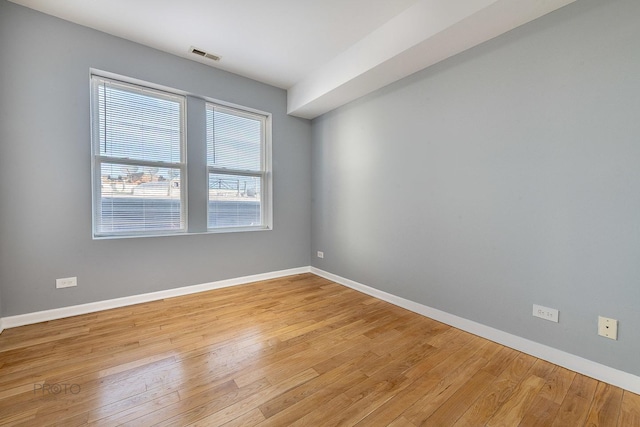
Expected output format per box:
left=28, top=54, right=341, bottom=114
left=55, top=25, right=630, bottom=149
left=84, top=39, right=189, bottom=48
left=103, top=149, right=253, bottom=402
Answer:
left=93, top=225, right=272, bottom=240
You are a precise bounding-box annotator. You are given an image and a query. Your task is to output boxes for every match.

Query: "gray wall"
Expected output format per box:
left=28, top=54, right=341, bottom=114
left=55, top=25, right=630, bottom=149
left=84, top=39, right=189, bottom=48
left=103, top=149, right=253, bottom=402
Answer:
left=0, top=0, right=311, bottom=316
left=311, top=0, right=640, bottom=376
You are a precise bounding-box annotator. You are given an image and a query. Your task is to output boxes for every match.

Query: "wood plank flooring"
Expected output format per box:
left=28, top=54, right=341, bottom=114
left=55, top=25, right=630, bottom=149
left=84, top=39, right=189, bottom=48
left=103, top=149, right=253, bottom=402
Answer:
left=0, top=273, right=638, bottom=426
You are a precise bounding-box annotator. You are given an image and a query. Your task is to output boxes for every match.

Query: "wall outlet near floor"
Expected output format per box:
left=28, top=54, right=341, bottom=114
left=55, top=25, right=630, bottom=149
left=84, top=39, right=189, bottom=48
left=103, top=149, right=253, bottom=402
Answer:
left=56, top=277, right=77, bottom=289
left=598, top=316, right=618, bottom=340
left=532, top=304, right=559, bottom=322
left=317, top=251, right=324, bottom=259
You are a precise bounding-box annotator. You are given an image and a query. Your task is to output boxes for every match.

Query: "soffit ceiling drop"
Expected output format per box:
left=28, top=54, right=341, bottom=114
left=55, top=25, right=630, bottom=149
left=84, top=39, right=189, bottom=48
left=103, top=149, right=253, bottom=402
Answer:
left=10, top=0, right=576, bottom=119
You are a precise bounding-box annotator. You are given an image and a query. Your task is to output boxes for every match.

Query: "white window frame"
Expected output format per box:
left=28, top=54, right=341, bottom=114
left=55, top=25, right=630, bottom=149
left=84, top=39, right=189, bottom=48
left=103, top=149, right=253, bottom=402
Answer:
left=206, top=102, right=273, bottom=232
left=90, top=74, right=187, bottom=238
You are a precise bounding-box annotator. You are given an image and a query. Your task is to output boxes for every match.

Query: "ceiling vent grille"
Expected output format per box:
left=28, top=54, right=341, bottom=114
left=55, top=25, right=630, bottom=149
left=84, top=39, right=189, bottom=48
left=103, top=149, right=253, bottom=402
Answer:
left=190, top=46, right=221, bottom=62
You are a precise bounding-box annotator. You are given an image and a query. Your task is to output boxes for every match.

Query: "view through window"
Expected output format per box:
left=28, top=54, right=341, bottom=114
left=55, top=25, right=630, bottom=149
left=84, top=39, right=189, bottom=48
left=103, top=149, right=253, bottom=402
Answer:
left=91, top=74, right=271, bottom=238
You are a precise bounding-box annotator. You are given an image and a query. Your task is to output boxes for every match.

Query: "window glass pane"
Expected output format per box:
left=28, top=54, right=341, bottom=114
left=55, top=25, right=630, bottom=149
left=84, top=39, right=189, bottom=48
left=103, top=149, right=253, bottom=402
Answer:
left=96, top=81, right=182, bottom=163
left=98, top=163, right=183, bottom=233
left=208, top=173, right=261, bottom=228
left=207, top=107, right=261, bottom=171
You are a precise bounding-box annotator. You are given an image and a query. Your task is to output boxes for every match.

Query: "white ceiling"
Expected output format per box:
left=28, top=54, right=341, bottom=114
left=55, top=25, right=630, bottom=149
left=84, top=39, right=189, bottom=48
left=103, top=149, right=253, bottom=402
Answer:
left=10, top=0, right=576, bottom=119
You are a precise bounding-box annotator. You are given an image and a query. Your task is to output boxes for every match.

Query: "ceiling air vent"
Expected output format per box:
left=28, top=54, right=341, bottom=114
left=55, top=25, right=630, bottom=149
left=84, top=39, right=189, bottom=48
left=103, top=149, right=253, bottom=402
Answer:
left=190, top=46, right=221, bottom=62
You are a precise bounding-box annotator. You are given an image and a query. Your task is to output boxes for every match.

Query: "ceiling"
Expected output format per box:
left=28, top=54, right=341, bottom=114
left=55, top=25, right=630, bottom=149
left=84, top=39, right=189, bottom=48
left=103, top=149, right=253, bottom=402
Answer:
left=10, top=0, right=576, bottom=119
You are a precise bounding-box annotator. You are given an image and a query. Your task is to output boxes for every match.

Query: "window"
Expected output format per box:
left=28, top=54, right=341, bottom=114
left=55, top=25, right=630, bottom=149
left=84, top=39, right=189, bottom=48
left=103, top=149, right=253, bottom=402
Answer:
left=90, top=72, right=272, bottom=238
left=206, top=104, right=271, bottom=230
left=91, top=76, right=186, bottom=237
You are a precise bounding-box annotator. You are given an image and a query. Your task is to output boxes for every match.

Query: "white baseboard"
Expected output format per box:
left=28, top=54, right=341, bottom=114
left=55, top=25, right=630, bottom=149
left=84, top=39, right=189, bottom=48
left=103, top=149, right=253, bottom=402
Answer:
left=0, top=266, right=310, bottom=330
left=2, top=265, right=638, bottom=395
left=310, top=267, right=640, bottom=395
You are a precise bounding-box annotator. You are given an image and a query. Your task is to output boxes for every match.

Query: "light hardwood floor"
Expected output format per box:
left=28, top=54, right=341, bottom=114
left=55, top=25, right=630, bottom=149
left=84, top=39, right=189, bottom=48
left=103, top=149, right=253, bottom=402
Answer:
left=0, top=273, right=638, bottom=426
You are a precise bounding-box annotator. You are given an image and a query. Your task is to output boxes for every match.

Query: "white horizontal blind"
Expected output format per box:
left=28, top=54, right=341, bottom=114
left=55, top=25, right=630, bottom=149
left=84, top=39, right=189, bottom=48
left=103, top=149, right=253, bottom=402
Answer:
left=206, top=104, right=266, bottom=229
left=92, top=76, right=186, bottom=236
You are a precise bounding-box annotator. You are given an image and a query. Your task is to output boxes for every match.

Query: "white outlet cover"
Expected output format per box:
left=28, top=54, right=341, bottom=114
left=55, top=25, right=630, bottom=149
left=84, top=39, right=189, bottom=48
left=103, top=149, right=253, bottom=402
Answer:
left=56, top=276, right=77, bottom=289
left=532, top=304, right=559, bottom=322
left=317, top=251, right=324, bottom=258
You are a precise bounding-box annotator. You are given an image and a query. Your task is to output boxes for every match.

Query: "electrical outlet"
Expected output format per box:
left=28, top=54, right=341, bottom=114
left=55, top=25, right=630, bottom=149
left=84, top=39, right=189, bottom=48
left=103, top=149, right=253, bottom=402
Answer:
left=532, top=304, right=559, bottom=322
left=317, top=251, right=324, bottom=259
left=598, top=316, right=618, bottom=340
left=56, top=277, right=77, bottom=289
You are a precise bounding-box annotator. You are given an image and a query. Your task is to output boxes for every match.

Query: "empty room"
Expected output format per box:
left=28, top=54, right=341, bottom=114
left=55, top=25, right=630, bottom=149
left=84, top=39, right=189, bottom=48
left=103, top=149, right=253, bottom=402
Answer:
left=0, top=0, right=639, bottom=425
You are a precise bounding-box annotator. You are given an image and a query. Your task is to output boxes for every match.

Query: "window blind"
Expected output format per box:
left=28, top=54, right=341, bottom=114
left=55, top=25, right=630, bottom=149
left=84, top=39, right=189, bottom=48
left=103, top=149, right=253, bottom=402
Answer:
left=92, top=76, right=186, bottom=236
left=206, top=104, right=266, bottom=229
